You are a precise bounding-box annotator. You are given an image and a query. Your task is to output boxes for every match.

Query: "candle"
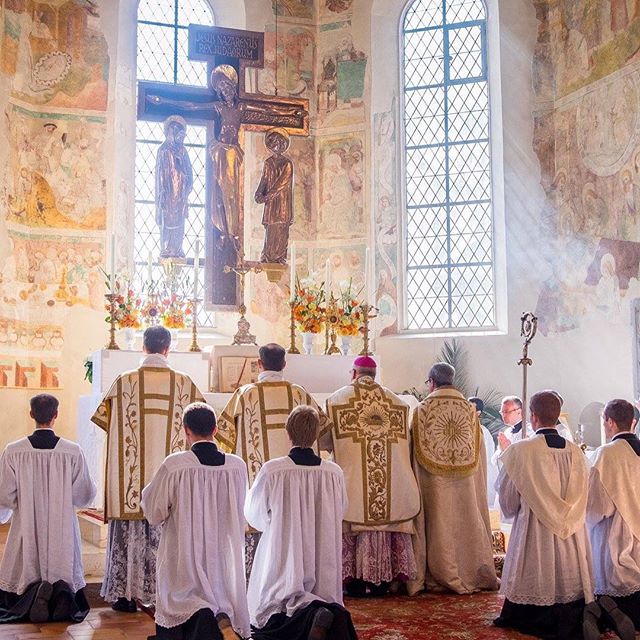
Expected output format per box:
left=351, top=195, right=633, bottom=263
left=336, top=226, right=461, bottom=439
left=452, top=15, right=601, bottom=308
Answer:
left=147, top=251, right=153, bottom=289
left=325, top=258, right=331, bottom=302
left=289, top=243, right=296, bottom=302
left=193, top=240, right=200, bottom=299
left=109, top=233, right=116, bottom=292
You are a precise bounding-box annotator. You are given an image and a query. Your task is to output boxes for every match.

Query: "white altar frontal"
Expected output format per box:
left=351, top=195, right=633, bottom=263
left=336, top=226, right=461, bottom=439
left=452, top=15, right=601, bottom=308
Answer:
left=78, top=347, right=373, bottom=507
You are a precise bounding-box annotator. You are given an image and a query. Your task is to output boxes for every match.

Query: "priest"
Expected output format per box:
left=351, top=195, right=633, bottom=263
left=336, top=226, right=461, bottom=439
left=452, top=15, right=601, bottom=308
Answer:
left=407, top=362, right=498, bottom=596
left=494, top=390, right=604, bottom=640
left=0, top=394, right=96, bottom=624
left=141, top=403, right=250, bottom=640
left=91, top=326, right=205, bottom=611
left=326, top=355, right=420, bottom=596
left=216, top=343, right=331, bottom=574
left=245, top=405, right=357, bottom=640
left=588, top=398, right=640, bottom=631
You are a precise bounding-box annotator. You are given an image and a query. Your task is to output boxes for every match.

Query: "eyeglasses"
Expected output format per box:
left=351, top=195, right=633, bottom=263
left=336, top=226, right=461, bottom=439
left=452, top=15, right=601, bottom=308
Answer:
left=425, top=378, right=433, bottom=385
left=500, top=407, right=521, bottom=415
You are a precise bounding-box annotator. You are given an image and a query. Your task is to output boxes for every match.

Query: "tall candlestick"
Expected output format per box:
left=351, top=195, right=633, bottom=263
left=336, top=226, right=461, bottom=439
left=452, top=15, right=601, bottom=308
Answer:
left=193, top=240, right=200, bottom=299
left=324, top=258, right=331, bottom=302
left=109, top=233, right=116, bottom=292
left=289, top=243, right=296, bottom=302
left=147, top=251, right=153, bottom=289
left=364, top=247, right=370, bottom=305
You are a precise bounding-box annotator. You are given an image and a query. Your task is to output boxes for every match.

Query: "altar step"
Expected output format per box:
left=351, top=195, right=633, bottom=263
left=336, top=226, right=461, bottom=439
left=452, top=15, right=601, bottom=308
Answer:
left=78, top=510, right=107, bottom=580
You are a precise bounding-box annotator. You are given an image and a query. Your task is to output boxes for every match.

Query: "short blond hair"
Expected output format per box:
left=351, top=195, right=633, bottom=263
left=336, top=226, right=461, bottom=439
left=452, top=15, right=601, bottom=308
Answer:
left=286, top=405, right=320, bottom=448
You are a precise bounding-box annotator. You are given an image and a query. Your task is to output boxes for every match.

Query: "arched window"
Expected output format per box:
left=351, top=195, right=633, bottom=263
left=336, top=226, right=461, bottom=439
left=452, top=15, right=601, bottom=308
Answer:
left=135, top=0, right=214, bottom=324
left=402, top=0, right=495, bottom=331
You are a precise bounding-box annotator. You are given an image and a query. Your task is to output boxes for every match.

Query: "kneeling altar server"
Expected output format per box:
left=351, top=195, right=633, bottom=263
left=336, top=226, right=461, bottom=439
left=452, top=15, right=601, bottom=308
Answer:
left=246, top=405, right=358, bottom=640
left=141, top=402, right=250, bottom=640
left=0, top=394, right=96, bottom=624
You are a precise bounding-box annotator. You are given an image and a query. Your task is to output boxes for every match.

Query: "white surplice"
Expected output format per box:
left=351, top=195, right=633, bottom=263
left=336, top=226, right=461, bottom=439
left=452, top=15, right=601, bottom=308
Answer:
left=587, top=435, right=640, bottom=597
left=245, top=457, right=346, bottom=629
left=0, top=437, right=96, bottom=594
left=141, top=450, right=250, bottom=637
left=482, top=425, right=498, bottom=506
left=498, top=433, right=594, bottom=605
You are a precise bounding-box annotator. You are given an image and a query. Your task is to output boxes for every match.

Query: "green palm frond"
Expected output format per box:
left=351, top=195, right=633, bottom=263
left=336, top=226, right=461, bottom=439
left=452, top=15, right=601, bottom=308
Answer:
left=439, top=338, right=471, bottom=397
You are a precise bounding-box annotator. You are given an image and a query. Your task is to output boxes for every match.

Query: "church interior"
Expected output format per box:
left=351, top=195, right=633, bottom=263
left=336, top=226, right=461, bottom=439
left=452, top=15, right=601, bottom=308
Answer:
left=1, top=0, right=639, bottom=638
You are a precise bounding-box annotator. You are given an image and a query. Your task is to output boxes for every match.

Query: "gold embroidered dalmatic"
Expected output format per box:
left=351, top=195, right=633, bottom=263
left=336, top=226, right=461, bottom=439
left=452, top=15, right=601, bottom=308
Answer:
left=215, top=381, right=330, bottom=485
left=326, top=377, right=420, bottom=530
left=91, top=365, right=204, bottom=521
left=412, top=386, right=481, bottom=478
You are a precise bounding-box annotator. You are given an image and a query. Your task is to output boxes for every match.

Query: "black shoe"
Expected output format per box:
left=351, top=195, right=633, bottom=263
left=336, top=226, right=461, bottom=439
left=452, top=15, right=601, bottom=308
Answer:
left=368, top=581, right=391, bottom=597
left=112, top=597, right=137, bottom=613
left=599, top=595, right=635, bottom=640
left=29, top=581, right=53, bottom=623
left=344, top=579, right=367, bottom=598
left=308, top=607, right=334, bottom=640
left=582, top=601, right=602, bottom=640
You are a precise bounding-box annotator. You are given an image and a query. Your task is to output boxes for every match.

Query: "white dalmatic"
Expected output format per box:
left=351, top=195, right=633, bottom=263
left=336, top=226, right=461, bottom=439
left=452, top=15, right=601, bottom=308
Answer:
left=588, top=435, right=640, bottom=597
left=141, top=451, right=250, bottom=638
left=498, top=434, right=594, bottom=605
left=0, top=438, right=96, bottom=594
left=245, top=457, right=347, bottom=629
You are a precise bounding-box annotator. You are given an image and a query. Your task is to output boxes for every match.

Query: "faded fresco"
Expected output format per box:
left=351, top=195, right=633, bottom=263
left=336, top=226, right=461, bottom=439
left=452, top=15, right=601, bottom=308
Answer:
left=318, top=134, right=365, bottom=238
left=532, top=0, right=640, bottom=335
left=1, top=0, right=108, bottom=111
left=0, top=0, right=110, bottom=393
left=272, top=0, right=314, bottom=19
left=373, top=106, right=400, bottom=336
left=316, top=21, right=367, bottom=126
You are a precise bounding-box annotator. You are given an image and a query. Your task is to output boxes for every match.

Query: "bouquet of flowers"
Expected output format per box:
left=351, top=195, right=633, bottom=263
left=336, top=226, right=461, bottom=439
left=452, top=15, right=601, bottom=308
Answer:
left=160, top=293, right=192, bottom=329
left=336, top=279, right=364, bottom=337
left=105, top=277, right=143, bottom=329
left=293, top=278, right=326, bottom=334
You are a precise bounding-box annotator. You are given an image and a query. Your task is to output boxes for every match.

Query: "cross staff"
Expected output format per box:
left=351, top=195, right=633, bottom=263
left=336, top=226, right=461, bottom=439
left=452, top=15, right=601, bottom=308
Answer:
left=518, top=312, right=538, bottom=437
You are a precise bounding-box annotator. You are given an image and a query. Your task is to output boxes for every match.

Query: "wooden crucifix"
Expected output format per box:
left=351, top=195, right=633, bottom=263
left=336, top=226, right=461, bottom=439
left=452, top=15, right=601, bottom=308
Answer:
left=137, top=25, right=309, bottom=311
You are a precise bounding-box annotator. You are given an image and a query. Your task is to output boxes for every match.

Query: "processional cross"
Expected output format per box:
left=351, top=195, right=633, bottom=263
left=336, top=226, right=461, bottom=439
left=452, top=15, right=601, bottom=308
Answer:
left=137, top=25, right=309, bottom=311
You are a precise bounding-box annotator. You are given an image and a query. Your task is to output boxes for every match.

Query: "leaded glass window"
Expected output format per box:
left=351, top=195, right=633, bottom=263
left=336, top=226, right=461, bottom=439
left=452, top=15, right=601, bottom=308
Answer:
left=136, top=0, right=214, bottom=325
left=402, top=0, right=495, bottom=331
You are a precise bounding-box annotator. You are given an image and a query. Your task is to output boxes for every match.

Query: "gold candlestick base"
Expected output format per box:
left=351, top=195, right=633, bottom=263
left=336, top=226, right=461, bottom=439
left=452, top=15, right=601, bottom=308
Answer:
left=288, top=300, right=300, bottom=354
left=189, top=297, right=201, bottom=352
left=326, top=327, right=341, bottom=355
left=105, top=293, right=120, bottom=350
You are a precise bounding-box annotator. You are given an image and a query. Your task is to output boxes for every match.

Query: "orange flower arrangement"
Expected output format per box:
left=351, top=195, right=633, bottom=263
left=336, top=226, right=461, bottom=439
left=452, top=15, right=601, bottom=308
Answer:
left=160, top=293, right=192, bottom=330
left=293, top=278, right=326, bottom=334
left=336, top=280, right=364, bottom=337
left=105, top=277, right=143, bottom=329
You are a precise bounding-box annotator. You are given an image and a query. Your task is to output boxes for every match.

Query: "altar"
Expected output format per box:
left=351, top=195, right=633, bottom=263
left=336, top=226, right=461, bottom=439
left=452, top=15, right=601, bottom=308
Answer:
left=78, top=347, right=391, bottom=507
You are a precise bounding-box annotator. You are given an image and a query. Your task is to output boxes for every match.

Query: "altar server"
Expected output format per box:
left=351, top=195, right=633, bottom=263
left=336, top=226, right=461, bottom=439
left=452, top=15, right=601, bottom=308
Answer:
left=0, top=394, right=96, bottom=624
left=588, top=398, right=640, bottom=630
left=246, top=405, right=357, bottom=640
left=407, top=363, right=498, bottom=596
left=216, top=343, right=331, bottom=574
left=494, top=391, right=603, bottom=640
left=91, top=326, right=205, bottom=611
left=468, top=396, right=498, bottom=507
left=141, top=403, right=249, bottom=640
left=326, top=355, right=420, bottom=596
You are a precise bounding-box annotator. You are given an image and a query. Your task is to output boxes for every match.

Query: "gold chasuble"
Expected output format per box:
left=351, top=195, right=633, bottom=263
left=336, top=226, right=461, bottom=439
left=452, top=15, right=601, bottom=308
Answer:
left=91, top=358, right=204, bottom=521
left=326, top=377, right=420, bottom=530
left=412, top=386, right=481, bottom=478
left=216, top=376, right=330, bottom=485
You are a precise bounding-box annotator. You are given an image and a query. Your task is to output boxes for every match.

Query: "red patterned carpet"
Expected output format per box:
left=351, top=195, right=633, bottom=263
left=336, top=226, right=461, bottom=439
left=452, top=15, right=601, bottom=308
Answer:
left=347, top=592, right=530, bottom=639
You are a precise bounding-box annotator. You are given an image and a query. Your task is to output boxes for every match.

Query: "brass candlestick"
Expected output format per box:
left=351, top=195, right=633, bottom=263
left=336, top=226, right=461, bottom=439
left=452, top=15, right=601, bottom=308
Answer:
left=189, top=297, right=201, bottom=352
left=224, top=264, right=258, bottom=346
left=324, top=294, right=341, bottom=355
left=288, top=300, right=300, bottom=354
left=359, top=303, right=378, bottom=355
left=105, top=293, right=120, bottom=350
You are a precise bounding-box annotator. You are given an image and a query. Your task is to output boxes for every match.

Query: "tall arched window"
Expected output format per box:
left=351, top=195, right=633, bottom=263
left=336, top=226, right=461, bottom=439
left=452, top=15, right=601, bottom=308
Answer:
left=402, top=0, right=495, bottom=331
left=135, top=0, right=214, bottom=323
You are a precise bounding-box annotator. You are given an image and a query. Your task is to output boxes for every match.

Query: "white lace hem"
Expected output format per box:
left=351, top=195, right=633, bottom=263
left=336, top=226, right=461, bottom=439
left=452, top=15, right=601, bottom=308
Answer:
left=595, top=584, right=640, bottom=598
left=0, top=576, right=85, bottom=595
left=502, top=591, right=586, bottom=606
